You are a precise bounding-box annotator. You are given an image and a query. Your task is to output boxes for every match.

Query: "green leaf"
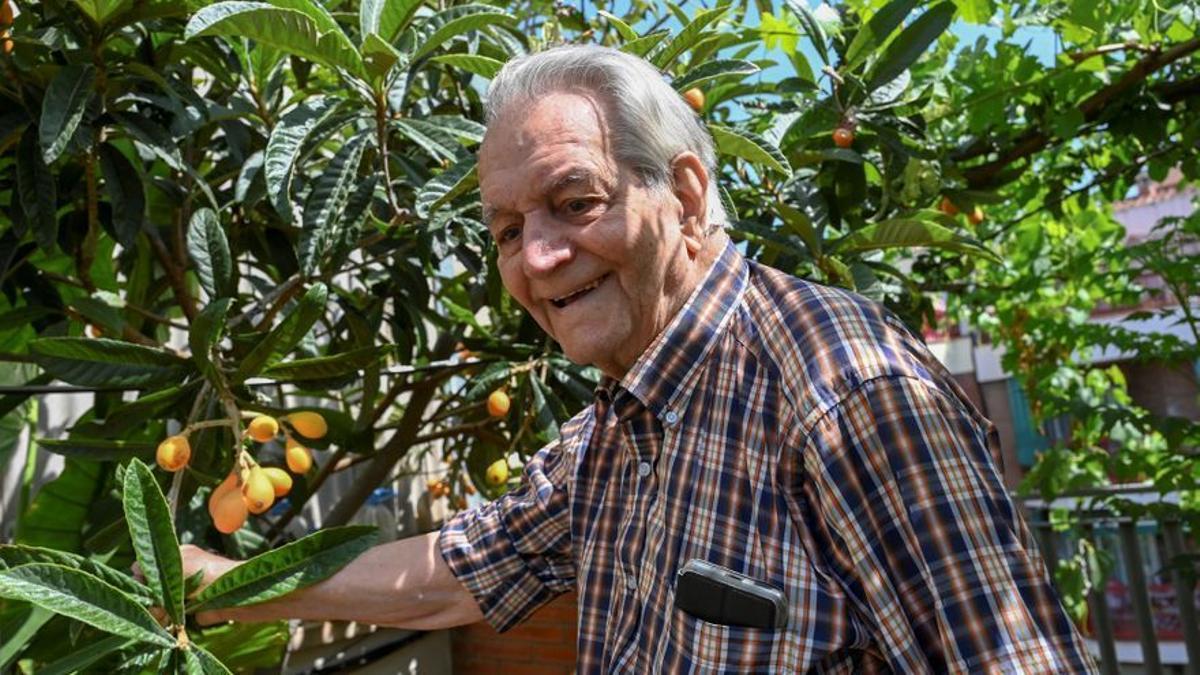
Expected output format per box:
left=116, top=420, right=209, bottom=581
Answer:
left=0, top=564, right=173, bottom=647
left=110, top=112, right=219, bottom=209
left=73, top=0, right=134, bottom=25
left=35, top=437, right=156, bottom=462
left=429, top=53, right=504, bottom=79
left=123, top=460, right=185, bottom=625
left=187, top=208, right=234, bottom=300
left=415, top=155, right=477, bottom=217
left=232, top=283, right=328, bottom=383
left=709, top=124, right=792, bottom=176
left=0, top=547, right=151, bottom=606
left=261, top=346, right=387, bottom=381
left=361, top=32, right=405, bottom=80
left=17, top=128, right=58, bottom=252
left=834, top=215, right=998, bottom=260
left=190, top=298, right=232, bottom=383
left=360, top=0, right=423, bottom=44
left=37, top=635, right=132, bottom=675
left=410, top=6, right=515, bottom=61
left=953, top=0, right=993, bottom=23
left=674, top=59, right=759, bottom=91
left=596, top=10, right=637, bottom=41
left=98, top=144, right=145, bottom=249
left=14, top=460, right=103, bottom=552
left=29, top=338, right=190, bottom=388
left=191, top=621, right=288, bottom=673
left=652, top=6, right=730, bottom=69
left=0, top=606, right=52, bottom=672
left=299, top=134, right=368, bottom=274
left=392, top=118, right=464, bottom=162
left=620, top=30, right=669, bottom=58
left=184, top=644, right=235, bottom=674
left=190, top=526, right=376, bottom=612
left=185, top=2, right=364, bottom=76
left=844, top=0, right=918, bottom=70
left=264, top=98, right=339, bottom=223
left=865, top=2, right=955, bottom=92
left=776, top=199, right=821, bottom=256
left=40, top=65, right=96, bottom=164
left=785, top=0, right=829, bottom=64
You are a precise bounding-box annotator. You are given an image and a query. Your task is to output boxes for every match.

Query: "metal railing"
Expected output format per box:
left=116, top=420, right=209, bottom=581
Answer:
left=1018, top=487, right=1199, bottom=675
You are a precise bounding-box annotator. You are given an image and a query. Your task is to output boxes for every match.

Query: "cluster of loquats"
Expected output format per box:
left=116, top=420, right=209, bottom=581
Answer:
left=155, top=410, right=329, bottom=534
left=938, top=196, right=985, bottom=226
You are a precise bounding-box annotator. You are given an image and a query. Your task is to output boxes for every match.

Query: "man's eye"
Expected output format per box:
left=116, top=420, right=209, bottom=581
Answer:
left=497, top=225, right=521, bottom=244
left=565, top=199, right=594, bottom=214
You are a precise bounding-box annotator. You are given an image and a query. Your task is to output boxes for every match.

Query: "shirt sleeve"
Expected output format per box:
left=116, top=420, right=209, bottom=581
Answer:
left=799, top=374, right=1098, bottom=673
left=438, top=438, right=576, bottom=632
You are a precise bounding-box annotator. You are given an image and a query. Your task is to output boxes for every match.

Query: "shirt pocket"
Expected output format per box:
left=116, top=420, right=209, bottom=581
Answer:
left=667, top=603, right=787, bottom=673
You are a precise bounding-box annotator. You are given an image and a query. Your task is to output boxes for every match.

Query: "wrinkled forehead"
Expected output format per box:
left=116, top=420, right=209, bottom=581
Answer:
left=478, top=91, right=620, bottom=207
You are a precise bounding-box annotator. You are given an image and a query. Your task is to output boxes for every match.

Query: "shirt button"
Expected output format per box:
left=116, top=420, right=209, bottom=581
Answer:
left=664, top=410, right=679, bottom=426
left=625, top=574, right=637, bottom=592
left=637, top=461, right=652, bottom=478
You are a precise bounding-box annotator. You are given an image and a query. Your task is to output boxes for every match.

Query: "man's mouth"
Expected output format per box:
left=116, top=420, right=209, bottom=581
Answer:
left=550, top=274, right=609, bottom=309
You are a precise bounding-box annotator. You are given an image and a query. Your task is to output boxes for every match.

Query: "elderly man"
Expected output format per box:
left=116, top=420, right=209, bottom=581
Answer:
left=184, top=45, right=1097, bottom=672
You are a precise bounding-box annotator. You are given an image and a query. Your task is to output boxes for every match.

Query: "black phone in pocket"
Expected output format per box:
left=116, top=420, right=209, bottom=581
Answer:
left=673, top=559, right=788, bottom=630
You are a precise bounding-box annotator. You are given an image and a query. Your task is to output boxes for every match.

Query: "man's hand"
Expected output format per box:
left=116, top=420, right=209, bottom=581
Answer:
left=180, top=544, right=241, bottom=625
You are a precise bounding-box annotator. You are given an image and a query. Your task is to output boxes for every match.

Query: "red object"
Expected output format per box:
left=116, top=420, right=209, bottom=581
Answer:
left=833, top=127, right=854, bottom=148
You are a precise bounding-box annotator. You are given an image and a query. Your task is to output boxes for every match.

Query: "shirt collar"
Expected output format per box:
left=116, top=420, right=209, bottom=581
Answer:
left=594, top=237, right=748, bottom=423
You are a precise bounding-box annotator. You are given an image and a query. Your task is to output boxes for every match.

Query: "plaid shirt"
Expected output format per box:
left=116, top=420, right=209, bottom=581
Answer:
left=440, top=239, right=1097, bottom=673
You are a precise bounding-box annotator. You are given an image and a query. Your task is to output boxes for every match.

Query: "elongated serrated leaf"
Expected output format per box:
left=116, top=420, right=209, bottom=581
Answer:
left=30, top=337, right=190, bottom=388
left=111, top=112, right=219, bottom=209
left=73, top=381, right=203, bottom=438
left=72, top=0, right=135, bottom=25
left=261, top=346, right=386, bottom=381
left=674, top=59, right=759, bottom=90
left=185, top=2, right=364, bottom=76
left=597, top=10, right=637, bottom=41
left=14, top=459, right=102, bottom=552
left=190, top=298, right=231, bottom=383
left=652, top=6, right=730, bottom=69
left=361, top=32, right=404, bottom=80
left=123, top=460, right=185, bottom=625
left=190, top=526, right=376, bottom=611
left=264, top=97, right=339, bottom=223
left=40, top=65, right=96, bottom=164
left=0, top=544, right=155, bottom=605
left=232, top=283, right=328, bottom=382
left=299, top=135, right=367, bottom=273
left=187, top=208, right=233, bottom=300
left=429, top=53, right=503, bottom=79
left=0, top=607, right=52, bottom=672
left=17, top=129, right=58, bottom=252
left=866, top=2, right=955, bottom=91
left=620, top=30, right=669, bottom=58
left=37, top=635, right=131, bottom=675
left=844, top=0, right=918, bottom=70
left=0, top=564, right=173, bottom=647
left=834, top=215, right=998, bottom=260
left=360, top=0, right=422, bottom=43
left=184, top=644, right=235, bottom=674
left=98, top=144, right=145, bottom=249
left=709, top=124, right=791, bottom=176
left=36, top=437, right=156, bottom=461
left=392, top=118, right=464, bottom=163
left=785, top=0, right=829, bottom=64
left=415, top=155, right=477, bottom=217
left=411, top=6, right=515, bottom=61
left=423, top=115, right=486, bottom=144
left=466, top=362, right=511, bottom=399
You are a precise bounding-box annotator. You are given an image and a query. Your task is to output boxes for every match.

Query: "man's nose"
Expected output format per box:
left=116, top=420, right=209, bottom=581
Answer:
left=521, top=216, right=573, bottom=277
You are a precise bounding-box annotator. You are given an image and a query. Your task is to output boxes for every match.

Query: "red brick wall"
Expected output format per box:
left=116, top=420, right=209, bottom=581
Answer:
left=450, top=593, right=578, bottom=674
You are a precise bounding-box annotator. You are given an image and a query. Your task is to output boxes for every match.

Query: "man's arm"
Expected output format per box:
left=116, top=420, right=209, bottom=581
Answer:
left=182, top=532, right=484, bottom=629
left=799, top=375, right=1097, bottom=673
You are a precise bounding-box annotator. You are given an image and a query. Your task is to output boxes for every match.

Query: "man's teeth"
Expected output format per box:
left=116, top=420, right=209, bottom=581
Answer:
left=552, top=276, right=604, bottom=307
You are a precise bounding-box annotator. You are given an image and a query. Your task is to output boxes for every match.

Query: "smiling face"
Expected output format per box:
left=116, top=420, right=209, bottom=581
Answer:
left=479, top=90, right=715, bottom=378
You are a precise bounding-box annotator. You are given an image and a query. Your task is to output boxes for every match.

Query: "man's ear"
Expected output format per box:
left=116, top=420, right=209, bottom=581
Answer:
left=670, top=151, right=709, bottom=258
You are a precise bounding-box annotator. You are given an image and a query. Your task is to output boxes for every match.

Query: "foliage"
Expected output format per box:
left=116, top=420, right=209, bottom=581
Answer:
left=0, top=0, right=1196, bottom=668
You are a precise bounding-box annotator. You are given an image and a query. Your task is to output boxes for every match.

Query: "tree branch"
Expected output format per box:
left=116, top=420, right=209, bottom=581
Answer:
left=959, top=38, right=1200, bottom=188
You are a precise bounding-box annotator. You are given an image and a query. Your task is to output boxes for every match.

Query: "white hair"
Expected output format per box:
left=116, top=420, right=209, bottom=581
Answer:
left=484, top=44, right=728, bottom=229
